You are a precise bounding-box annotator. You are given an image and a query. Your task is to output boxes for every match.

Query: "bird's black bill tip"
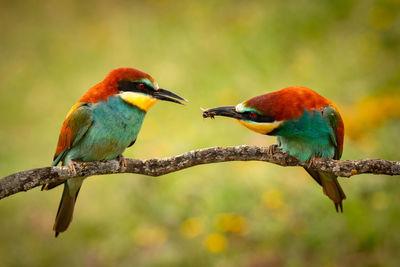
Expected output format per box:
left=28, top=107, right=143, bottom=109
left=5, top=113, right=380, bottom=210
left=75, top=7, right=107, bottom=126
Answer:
left=201, top=106, right=241, bottom=120
left=154, top=88, right=188, bottom=105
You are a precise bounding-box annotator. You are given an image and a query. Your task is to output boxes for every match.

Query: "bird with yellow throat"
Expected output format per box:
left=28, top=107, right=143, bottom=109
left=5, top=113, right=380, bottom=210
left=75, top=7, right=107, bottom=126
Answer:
left=202, top=86, right=346, bottom=212
left=43, top=68, right=187, bottom=236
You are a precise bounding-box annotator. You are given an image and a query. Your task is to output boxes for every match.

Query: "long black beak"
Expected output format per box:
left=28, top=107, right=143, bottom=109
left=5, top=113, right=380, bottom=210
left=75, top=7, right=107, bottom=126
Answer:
left=154, top=88, right=188, bottom=105
left=202, top=106, right=243, bottom=119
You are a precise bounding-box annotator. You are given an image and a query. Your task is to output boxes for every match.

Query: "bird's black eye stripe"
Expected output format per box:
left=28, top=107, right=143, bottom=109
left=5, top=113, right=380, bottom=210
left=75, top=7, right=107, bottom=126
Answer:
left=118, top=80, right=155, bottom=94
left=243, top=111, right=275, bottom=123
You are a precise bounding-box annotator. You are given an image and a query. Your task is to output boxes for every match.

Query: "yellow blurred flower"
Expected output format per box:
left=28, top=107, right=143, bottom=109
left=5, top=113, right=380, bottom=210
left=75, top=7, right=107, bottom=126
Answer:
left=204, top=233, right=227, bottom=253
left=262, top=189, right=284, bottom=209
left=132, top=226, right=168, bottom=248
left=343, top=94, right=400, bottom=141
left=180, top=217, right=204, bottom=239
left=215, top=213, right=249, bottom=236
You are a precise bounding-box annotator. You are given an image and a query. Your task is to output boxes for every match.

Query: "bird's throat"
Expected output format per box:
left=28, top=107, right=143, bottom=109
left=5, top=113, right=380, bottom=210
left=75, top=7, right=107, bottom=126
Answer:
left=119, top=92, right=157, bottom=112
left=235, top=120, right=282, bottom=135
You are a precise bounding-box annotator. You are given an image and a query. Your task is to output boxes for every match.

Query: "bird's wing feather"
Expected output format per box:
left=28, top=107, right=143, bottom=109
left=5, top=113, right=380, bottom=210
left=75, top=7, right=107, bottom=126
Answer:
left=52, top=102, right=93, bottom=166
left=43, top=103, right=93, bottom=191
left=127, top=138, right=137, bottom=148
left=303, top=105, right=346, bottom=212
left=322, top=106, right=343, bottom=160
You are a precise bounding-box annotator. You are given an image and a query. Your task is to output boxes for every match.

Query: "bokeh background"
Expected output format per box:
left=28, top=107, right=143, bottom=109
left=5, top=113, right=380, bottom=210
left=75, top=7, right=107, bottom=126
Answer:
left=1, top=0, right=400, bottom=266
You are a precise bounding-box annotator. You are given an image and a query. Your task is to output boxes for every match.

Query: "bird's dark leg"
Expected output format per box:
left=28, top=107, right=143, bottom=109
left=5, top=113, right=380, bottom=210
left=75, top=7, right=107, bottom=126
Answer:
left=116, top=155, right=127, bottom=169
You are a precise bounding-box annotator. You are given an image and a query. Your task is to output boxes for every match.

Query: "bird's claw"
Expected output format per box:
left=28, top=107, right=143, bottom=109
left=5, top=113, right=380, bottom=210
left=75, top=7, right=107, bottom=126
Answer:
left=68, top=161, right=78, bottom=175
left=117, top=155, right=127, bottom=169
left=307, top=157, right=322, bottom=168
left=267, top=145, right=276, bottom=156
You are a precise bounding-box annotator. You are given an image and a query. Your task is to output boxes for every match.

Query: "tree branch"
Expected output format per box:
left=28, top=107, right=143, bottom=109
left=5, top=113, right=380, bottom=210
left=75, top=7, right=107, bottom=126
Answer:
left=1, top=145, right=399, bottom=200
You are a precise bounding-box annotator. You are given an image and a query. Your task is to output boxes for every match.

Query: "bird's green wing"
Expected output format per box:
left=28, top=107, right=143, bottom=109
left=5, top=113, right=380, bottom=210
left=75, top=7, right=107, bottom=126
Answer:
left=52, top=102, right=93, bottom=166
left=322, top=105, right=344, bottom=160
left=304, top=105, right=346, bottom=212
left=43, top=103, right=93, bottom=191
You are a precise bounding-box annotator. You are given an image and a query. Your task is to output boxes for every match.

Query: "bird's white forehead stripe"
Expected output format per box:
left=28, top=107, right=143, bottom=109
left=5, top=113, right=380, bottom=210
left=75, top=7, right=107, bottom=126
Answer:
left=235, top=103, right=256, bottom=113
left=235, top=103, right=244, bottom=112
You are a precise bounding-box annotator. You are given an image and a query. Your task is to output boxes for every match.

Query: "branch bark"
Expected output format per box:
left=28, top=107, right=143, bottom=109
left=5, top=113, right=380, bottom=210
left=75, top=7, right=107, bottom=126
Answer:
left=1, top=145, right=399, bottom=200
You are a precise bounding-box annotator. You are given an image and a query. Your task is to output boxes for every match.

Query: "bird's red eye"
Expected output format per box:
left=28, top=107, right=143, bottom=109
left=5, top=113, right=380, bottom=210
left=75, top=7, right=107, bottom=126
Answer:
left=138, top=83, right=145, bottom=89
left=249, top=112, right=256, bottom=118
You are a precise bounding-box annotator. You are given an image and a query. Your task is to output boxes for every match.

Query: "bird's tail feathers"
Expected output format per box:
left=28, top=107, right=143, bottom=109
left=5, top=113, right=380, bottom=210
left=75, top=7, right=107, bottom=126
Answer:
left=320, top=174, right=346, bottom=212
left=53, top=179, right=82, bottom=237
left=305, top=168, right=346, bottom=212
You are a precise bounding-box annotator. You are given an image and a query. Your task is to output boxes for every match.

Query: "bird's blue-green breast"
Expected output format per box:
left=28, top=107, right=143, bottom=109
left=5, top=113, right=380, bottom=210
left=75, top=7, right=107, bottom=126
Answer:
left=65, top=95, right=146, bottom=163
left=273, top=109, right=336, bottom=162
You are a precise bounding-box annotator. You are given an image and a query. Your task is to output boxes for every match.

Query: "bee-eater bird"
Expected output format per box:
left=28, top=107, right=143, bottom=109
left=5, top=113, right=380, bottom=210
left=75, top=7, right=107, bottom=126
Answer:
left=43, top=67, right=187, bottom=236
left=202, top=86, right=345, bottom=211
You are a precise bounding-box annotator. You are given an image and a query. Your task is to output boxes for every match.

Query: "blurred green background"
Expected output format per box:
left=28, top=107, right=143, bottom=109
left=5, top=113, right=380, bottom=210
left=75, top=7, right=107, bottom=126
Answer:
left=1, top=0, right=400, bottom=266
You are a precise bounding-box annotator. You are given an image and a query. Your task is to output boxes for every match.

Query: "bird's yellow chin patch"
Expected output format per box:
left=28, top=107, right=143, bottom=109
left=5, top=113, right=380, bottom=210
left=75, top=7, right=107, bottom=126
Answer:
left=120, top=92, right=157, bottom=112
left=235, top=120, right=282, bottom=134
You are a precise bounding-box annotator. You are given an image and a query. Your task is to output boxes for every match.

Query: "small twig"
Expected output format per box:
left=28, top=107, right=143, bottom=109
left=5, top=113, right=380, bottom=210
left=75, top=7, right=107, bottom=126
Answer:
left=1, top=145, right=399, bottom=200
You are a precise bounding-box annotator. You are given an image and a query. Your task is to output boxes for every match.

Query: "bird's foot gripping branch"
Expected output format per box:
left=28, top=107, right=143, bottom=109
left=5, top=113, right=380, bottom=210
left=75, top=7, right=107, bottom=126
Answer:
left=1, top=145, right=400, bottom=200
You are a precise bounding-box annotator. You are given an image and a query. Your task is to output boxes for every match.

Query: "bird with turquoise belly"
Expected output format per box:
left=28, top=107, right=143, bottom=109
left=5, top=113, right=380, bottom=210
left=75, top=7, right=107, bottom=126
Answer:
left=202, top=86, right=346, bottom=211
left=43, top=67, right=187, bottom=237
